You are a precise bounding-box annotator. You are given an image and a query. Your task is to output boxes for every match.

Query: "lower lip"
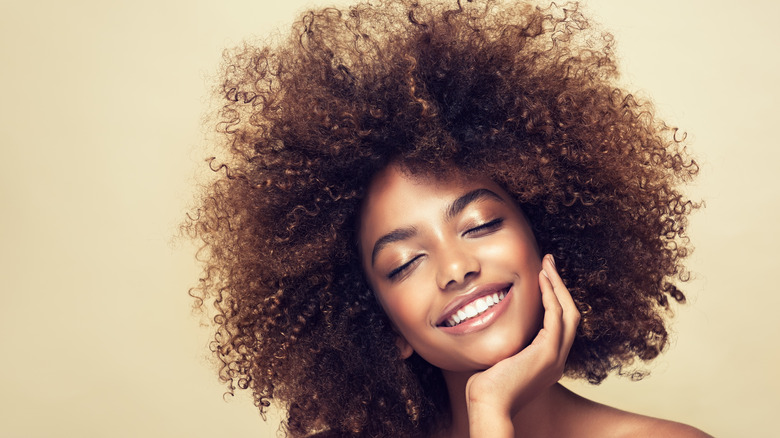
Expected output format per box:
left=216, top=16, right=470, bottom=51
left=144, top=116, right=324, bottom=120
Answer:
left=438, top=286, right=513, bottom=335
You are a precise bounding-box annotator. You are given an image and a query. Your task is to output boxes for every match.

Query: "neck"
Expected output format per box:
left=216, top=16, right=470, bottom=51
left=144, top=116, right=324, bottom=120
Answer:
left=439, top=370, right=574, bottom=438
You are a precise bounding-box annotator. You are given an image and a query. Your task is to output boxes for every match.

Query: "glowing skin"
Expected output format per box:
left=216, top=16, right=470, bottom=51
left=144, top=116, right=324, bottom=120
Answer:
left=360, top=166, right=707, bottom=438
left=360, top=164, right=544, bottom=372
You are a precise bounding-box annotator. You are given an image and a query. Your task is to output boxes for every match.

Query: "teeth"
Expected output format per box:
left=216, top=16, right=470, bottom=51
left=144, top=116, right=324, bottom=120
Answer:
left=445, top=291, right=507, bottom=327
left=475, top=298, right=488, bottom=313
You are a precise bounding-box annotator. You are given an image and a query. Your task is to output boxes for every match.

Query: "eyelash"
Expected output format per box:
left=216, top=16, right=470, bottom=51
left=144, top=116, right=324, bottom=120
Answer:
left=464, top=218, right=504, bottom=236
left=387, top=255, right=423, bottom=280
left=386, top=218, right=505, bottom=280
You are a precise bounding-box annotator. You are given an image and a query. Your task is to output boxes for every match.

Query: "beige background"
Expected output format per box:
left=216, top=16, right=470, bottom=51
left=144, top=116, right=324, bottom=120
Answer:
left=1, top=0, right=777, bottom=436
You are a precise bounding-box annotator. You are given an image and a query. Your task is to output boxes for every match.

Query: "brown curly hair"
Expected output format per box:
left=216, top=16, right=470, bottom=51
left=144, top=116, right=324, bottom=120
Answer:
left=184, top=0, right=699, bottom=436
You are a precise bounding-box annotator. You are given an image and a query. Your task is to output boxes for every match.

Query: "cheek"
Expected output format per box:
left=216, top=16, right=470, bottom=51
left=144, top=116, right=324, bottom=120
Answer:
left=479, top=235, right=540, bottom=272
left=375, top=283, right=429, bottom=334
left=382, top=295, right=414, bottom=325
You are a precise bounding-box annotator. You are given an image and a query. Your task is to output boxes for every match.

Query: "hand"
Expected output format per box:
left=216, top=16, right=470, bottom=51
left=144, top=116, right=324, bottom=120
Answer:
left=465, top=254, right=580, bottom=437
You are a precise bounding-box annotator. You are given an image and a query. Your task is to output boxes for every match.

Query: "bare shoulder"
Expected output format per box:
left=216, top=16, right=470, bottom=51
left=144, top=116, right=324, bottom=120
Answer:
left=623, top=415, right=713, bottom=438
left=563, top=389, right=712, bottom=438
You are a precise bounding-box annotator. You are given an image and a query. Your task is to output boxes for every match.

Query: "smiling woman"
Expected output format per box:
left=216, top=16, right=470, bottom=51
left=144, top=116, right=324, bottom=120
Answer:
left=185, top=0, right=708, bottom=436
left=360, top=165, right=544, bottom=372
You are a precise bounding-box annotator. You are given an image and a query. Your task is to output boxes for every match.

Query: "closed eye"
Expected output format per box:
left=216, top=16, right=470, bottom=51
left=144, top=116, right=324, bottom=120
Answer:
left=387, top=254, right=424, bottom=280
left=464, top=218, right=504, bottom=237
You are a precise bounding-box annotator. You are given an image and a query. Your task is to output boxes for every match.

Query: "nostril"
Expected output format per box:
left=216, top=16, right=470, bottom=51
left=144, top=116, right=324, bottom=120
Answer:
left=443, top=269, right=478, bottom=290
left=435, top=249, right=480, bottom=290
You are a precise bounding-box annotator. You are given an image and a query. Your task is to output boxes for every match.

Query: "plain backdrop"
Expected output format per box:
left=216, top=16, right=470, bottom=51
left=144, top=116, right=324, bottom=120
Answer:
left=1, top=0, right=778, bottom=436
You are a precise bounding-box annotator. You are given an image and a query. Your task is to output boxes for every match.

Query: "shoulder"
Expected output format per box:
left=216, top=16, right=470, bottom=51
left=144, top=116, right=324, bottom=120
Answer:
left=620, top=416, right=712, bottom=438
left=590, top=406, right=712, bottom=438
left=568, top=392, right=711, bottom=438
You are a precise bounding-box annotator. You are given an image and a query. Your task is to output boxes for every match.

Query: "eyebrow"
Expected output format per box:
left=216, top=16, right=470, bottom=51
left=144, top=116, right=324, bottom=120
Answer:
left=370, top=188, right=505, bottom=266
left=370, top=226, right=418, bottom=266
left=445, top=188, right=504, bottom=221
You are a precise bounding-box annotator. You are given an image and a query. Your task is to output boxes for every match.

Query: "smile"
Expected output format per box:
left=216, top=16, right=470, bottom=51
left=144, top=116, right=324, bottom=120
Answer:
left=435, top=282, right=513, bottom=331
left=443, top=290, right=507, bottom=327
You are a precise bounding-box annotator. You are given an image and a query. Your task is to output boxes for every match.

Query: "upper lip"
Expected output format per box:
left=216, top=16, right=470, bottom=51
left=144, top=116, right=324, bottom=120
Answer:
left=435, top=282, right=512, bottom=326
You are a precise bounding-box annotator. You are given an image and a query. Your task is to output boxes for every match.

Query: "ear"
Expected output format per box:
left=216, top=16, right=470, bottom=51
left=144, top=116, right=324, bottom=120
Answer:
left=395, top=335, right=414, bottom=359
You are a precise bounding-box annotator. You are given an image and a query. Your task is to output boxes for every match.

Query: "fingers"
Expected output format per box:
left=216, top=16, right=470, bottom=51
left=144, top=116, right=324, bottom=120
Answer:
left=465, top=255, right=580, bottom=420
left=467, top=255, right=580, bottom=417
left=541, top=254, right=580, bottom=350
left=542, top=255, right=579, bottom=321
left=504, top=254, right=580, bottom=371
left=537, top=265, right=564, bottom=344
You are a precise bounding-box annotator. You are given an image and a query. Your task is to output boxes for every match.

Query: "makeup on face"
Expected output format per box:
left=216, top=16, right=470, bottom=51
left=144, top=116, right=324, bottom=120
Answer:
left=359, top=164, right=544, bottom=372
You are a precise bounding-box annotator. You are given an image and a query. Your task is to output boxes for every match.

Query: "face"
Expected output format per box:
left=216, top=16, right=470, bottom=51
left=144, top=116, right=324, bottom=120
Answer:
left=359, top=164, right=543, bottom=372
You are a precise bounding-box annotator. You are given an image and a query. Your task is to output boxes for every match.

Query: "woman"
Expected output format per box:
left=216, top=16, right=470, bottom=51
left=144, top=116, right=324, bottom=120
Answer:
left=186, top=0, right=709, bottom=436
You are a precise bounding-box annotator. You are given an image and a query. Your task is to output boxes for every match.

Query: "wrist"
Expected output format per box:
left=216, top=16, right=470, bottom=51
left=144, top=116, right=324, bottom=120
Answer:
left=467, top=400, right=514, bottom=438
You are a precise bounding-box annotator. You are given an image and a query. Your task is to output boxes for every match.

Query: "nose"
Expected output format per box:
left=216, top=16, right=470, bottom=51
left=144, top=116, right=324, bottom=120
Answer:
left=435, top=244, right=480, bottom=290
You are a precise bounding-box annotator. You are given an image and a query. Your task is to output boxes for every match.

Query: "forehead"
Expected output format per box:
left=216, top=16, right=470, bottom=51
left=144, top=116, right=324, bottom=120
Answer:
left=359, top=164, right=503, bottom=235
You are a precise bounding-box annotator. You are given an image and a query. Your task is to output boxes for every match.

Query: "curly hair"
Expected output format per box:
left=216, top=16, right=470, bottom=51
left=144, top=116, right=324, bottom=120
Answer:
left=184, top=0, right=699, bottom=436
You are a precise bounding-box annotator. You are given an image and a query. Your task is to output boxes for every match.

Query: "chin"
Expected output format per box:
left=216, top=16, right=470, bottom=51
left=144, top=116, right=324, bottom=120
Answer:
left=475, top=341, right=526, bottom=369
left=447, top=330, right=530, bottom=372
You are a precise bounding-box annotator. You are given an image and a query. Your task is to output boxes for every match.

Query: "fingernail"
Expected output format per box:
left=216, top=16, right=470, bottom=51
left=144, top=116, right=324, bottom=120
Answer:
left=548, top=254, right=556, bottom=268
left=541, top=269, right=549, bottom=279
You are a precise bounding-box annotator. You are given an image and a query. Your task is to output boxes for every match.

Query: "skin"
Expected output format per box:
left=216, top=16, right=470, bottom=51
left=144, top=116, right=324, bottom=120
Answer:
left=360, top=165, right=544, bottom=372
left=359, top=164, right=713, bottom=438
